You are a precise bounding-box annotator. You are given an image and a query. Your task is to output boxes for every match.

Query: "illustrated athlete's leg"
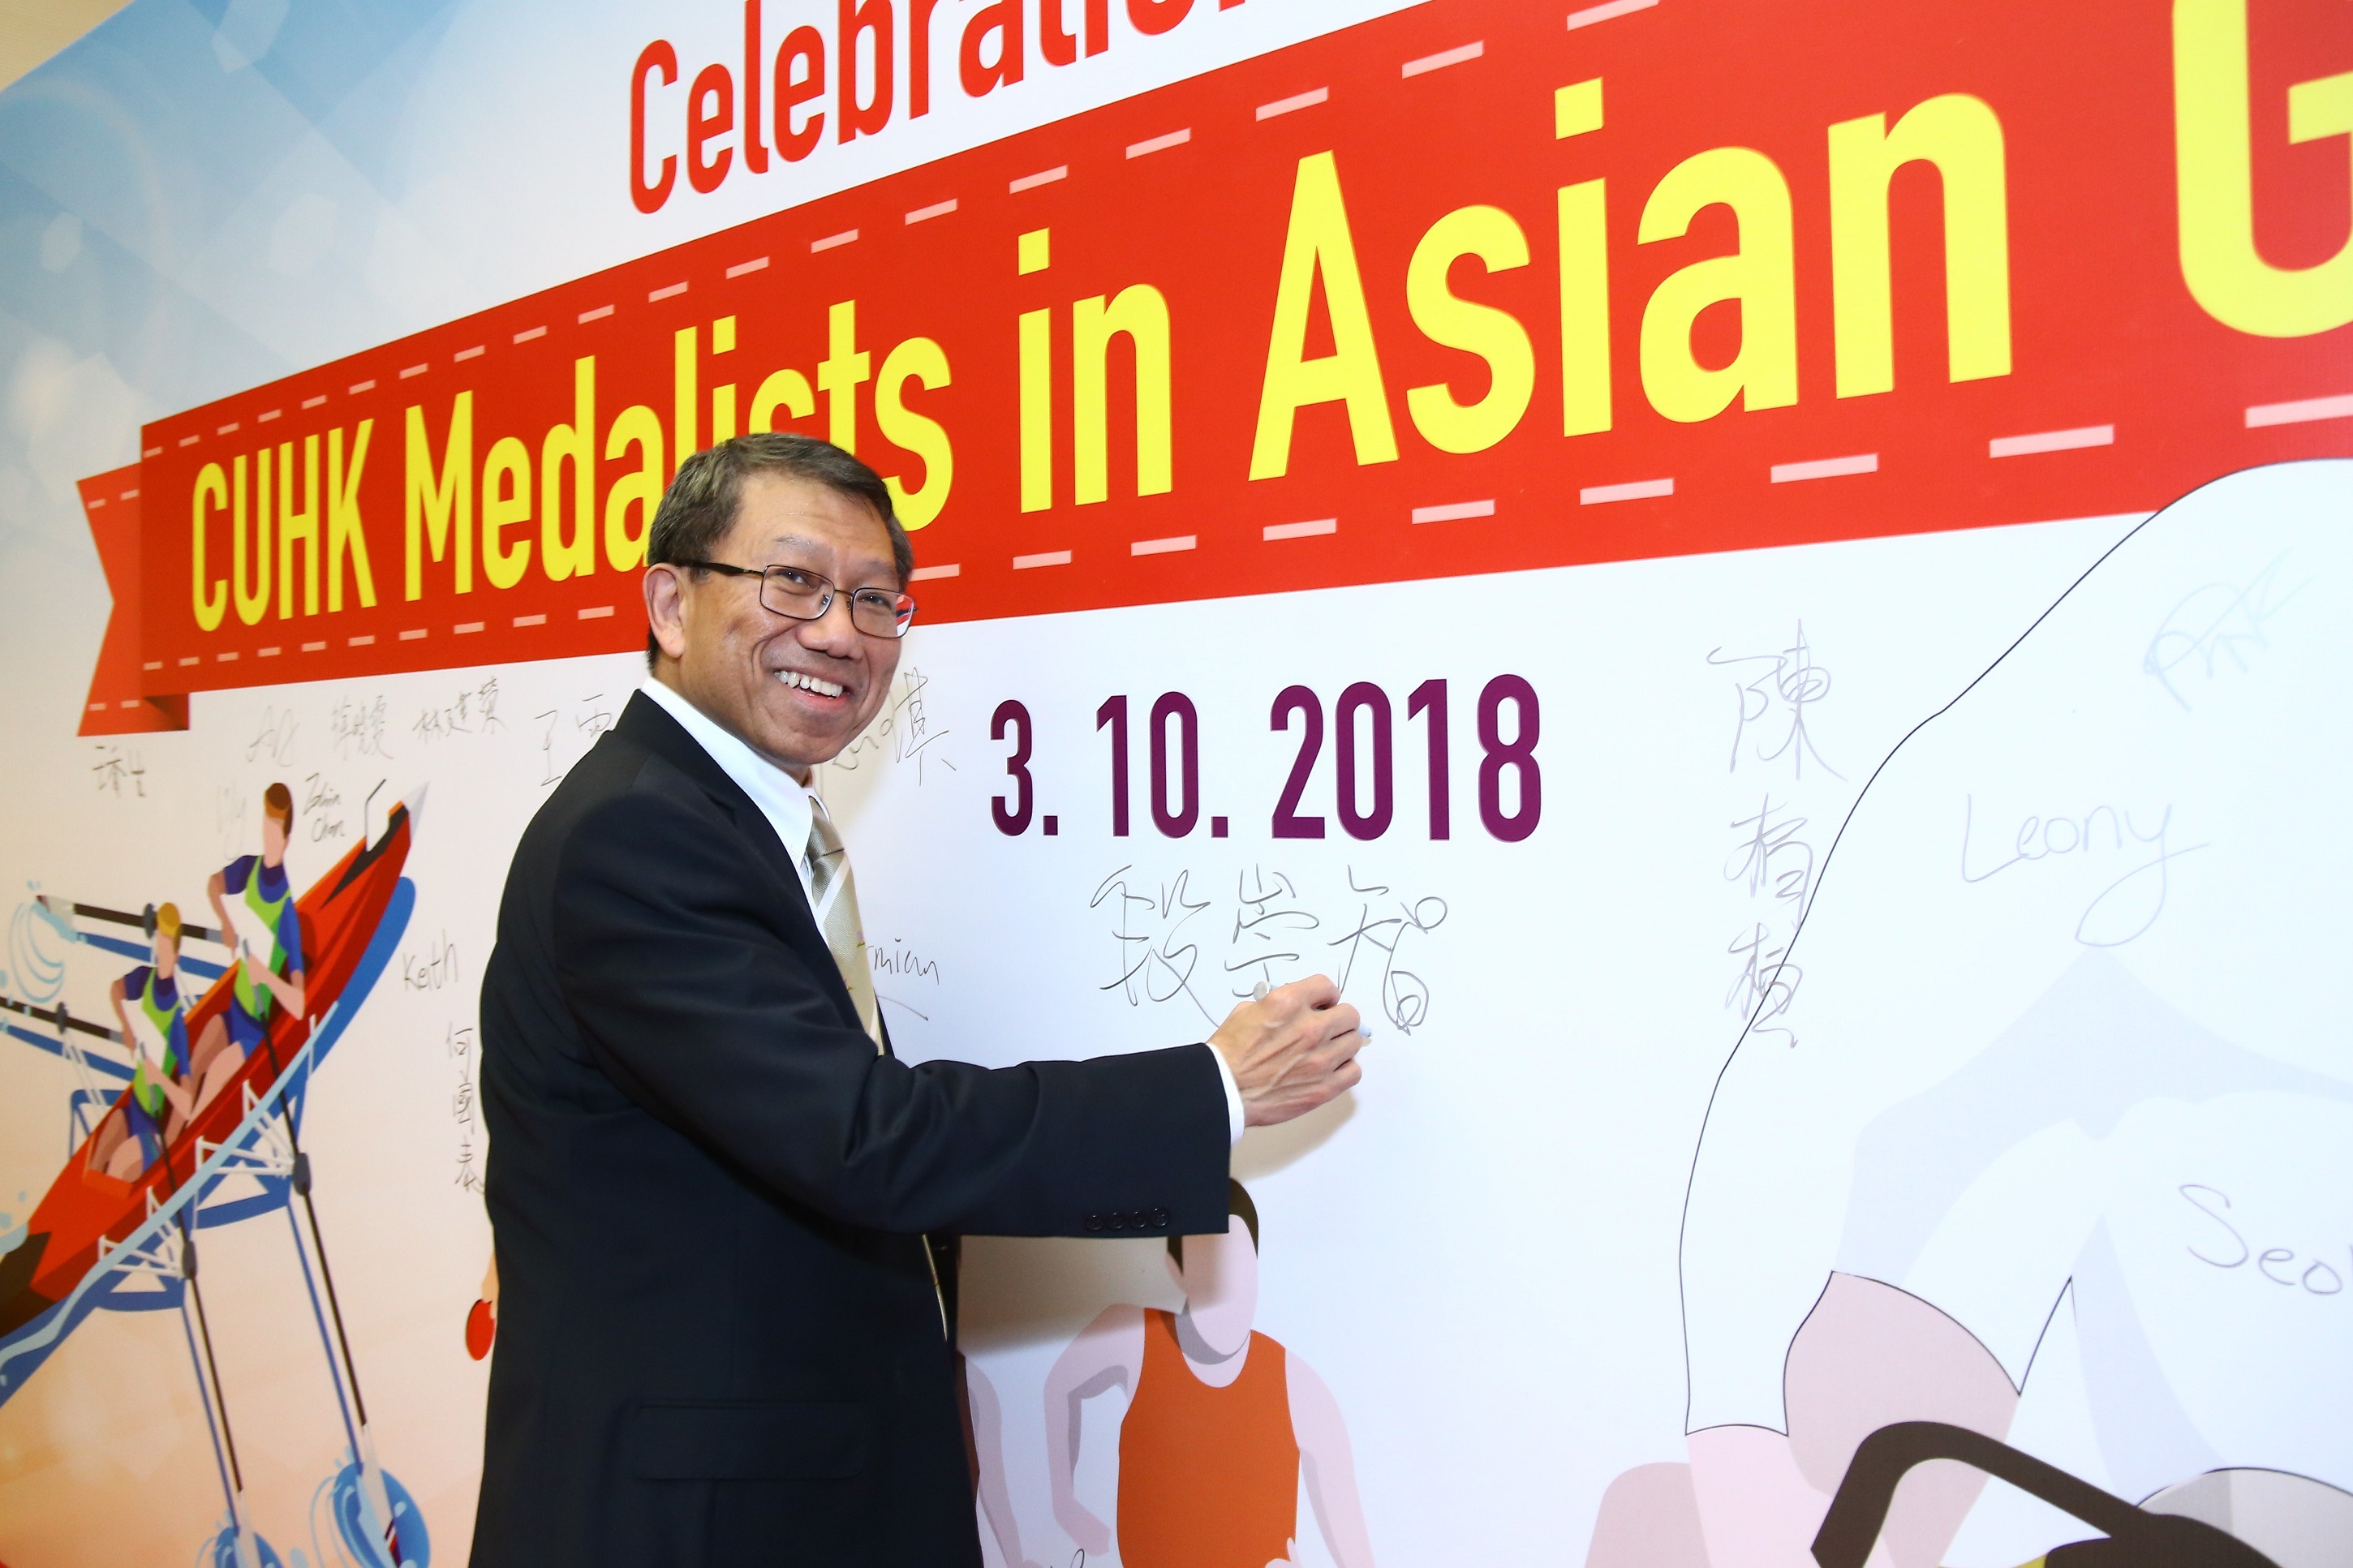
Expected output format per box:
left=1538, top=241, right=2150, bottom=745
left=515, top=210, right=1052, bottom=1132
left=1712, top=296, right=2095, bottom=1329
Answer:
left=191, top=1012, right=247, bottom=1115
left=1585, top=1463, right=1710, bottom=1568
left=105, top=1130, right=146, bottom=1181
left=1782, top=1275, right=2017, bottom=1568
left=1685, top=1276, right=2018, bottom=1568
left=85, top=1106, right=128, bottom=1176
left=104, top=1102, right=161, bottom=1182
left=163, top=1089, right=191, bottom=1145
left=190, top=1013, right=231, bottom=1077
left=193, top=1048, right=245, bottom=1115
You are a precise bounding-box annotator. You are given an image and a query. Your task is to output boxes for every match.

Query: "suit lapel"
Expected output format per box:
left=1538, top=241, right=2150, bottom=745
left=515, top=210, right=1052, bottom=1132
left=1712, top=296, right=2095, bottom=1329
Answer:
left=614, top=692, right=867, bottom=1037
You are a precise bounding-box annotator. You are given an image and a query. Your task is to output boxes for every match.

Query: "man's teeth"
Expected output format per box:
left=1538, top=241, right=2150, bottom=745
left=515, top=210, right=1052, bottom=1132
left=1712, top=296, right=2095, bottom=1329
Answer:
left=776, top=670, right=845, bottom=698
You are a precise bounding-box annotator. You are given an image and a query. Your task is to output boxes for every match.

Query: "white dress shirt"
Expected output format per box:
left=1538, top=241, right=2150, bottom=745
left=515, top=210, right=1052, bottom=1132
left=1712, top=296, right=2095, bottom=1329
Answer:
left=637, top=678, right=1243, bottom=1144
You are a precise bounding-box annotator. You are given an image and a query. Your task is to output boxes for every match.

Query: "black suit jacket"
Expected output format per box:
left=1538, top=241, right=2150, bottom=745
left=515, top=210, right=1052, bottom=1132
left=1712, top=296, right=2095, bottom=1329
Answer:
left=471, top=693, right=1230, bottom=1567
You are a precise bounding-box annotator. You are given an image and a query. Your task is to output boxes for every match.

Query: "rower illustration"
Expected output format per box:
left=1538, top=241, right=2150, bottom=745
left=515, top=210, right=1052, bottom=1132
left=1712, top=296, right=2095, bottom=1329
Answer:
left=84, top=901, right=195, bottom=1183
left=0, top=786, right=428, bottom=1568
left=196, top=781, right=307, bottom=1119
left=1044, top=1180, right=1376, bottom=1568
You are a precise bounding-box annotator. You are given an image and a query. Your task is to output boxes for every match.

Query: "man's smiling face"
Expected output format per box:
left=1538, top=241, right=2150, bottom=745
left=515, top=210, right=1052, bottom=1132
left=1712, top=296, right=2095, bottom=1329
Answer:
left=651, top=473, right=904, bottom=777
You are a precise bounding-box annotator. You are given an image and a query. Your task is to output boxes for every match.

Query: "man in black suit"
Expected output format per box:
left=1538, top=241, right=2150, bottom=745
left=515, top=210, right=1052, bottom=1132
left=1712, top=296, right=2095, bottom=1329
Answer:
left=472, top=432, right=1366, bottom=1567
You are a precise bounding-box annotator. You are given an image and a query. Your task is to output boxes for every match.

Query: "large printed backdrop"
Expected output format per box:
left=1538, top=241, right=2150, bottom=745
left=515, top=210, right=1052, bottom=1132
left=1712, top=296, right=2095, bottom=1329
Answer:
left=1, top=2, right=2349, bottom=1566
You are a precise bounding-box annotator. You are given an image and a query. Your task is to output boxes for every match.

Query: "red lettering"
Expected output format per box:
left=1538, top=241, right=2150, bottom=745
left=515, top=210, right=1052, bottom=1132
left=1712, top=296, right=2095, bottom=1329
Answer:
left=775, top=25, right=825, bottom=161
left=911, top=0, right=952, bottom=117
left=631, top=0, right=1226, bottom=208
left=1127, top=0, right=1191, bottom=36
left=837, top=0, right=893, bottom=144
left=630, top=41, right=678, bottom=214
left=961, top=0, right=1025, bottom=98
left=687, top=62, right=736, bottom=194
left=1042, top=0, right=1078, bottom=67
left=742, top=0, right=769, bottom=174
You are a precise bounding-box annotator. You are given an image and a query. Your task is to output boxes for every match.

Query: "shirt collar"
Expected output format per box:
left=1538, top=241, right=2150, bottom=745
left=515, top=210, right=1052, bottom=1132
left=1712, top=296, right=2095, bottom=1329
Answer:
left=638, top=677, right=817, bottom=866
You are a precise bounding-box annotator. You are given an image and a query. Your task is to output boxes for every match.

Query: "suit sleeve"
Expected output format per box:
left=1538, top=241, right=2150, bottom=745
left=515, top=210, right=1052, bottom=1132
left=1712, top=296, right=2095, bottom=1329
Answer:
left=549, top=786, right=1231, bottom=1239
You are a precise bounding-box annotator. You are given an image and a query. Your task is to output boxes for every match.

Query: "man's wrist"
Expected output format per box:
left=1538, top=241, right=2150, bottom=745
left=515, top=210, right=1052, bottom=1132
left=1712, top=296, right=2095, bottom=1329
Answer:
left=1207, top=1042, right=1245, bottom=1147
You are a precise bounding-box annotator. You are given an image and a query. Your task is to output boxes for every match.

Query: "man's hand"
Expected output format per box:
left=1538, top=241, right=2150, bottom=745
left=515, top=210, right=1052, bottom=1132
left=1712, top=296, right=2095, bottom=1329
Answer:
left=1209, top=975, right=1365, bottom=1128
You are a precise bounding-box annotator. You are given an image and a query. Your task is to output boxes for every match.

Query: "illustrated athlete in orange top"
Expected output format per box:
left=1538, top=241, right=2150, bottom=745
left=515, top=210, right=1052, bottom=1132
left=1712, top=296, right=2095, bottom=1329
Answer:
left=1045, top=1182, right=1375, bottom=1568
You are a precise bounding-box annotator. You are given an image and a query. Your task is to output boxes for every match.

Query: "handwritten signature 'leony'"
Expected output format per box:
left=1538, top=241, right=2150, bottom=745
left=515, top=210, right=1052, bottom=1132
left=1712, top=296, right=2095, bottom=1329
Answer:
left=1960, top=796, right=2206, bottom=947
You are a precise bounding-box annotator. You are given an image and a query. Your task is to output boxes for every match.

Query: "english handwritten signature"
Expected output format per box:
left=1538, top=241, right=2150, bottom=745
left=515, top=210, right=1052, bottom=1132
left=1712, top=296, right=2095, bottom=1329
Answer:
left=2143, top=552, right=2306, bottom=711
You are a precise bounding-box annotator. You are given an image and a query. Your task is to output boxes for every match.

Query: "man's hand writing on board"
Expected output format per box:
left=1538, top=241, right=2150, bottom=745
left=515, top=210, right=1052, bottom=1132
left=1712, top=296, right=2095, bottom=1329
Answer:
left=1210, top=975, right=1366, bottom=1127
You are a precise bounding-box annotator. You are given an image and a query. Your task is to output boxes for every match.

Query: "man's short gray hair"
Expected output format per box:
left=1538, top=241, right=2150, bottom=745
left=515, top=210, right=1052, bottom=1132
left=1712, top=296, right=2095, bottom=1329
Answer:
left=645, top=433, right=915, bottom=665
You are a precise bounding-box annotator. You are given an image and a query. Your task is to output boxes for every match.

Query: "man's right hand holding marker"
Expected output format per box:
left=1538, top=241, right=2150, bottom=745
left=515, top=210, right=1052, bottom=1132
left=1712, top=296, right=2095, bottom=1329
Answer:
left=1210, top=975, right=1368, bottom=1128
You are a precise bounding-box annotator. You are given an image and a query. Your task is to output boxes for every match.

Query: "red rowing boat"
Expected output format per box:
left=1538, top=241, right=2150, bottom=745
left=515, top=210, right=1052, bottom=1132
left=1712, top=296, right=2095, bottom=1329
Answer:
left=0, top=797, right=416, bottom=1338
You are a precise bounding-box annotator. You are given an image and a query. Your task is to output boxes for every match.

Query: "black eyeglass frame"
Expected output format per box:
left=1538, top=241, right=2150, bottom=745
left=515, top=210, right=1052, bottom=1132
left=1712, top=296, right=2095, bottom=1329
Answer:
left=673, top=559, right=918, bottom=638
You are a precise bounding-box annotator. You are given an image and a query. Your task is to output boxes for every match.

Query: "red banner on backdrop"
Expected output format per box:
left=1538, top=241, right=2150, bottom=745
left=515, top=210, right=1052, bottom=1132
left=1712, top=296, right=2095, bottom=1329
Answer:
left=97, top=0, right=2352, bottom=723
left=77, top=466, right=187, bottom=735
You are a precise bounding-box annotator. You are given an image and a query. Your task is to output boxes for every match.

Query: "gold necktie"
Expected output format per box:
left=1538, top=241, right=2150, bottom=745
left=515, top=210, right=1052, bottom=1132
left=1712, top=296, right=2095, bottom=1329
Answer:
left=807, top=802, right=949, bottom=1337
left=804, top=805, right=884, bottom=1050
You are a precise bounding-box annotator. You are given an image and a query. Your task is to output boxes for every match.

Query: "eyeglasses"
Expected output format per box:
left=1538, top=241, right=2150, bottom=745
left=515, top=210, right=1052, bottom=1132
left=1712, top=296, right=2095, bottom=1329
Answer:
left=677, top=560, right=917, bottom=638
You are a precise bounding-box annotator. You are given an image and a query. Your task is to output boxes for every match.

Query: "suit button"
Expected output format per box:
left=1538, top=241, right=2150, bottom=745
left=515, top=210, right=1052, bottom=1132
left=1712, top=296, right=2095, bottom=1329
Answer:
left=1111, top=1213, right=1129, bottom=1231
left=1085, top=1214, right=1103, bottom=1232
left=1149, top=1209, right=1168, bottom=1228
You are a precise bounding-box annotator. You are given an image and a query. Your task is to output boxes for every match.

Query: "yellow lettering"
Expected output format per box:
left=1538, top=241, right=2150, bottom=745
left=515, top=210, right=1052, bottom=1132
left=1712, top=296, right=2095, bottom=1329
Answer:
left=875, top=336, right=954, bottom=529
left=2175, top=0, right=2353, bottom=336
left=711, top=315, right=738, bottom=443
left=1555, top=78, right=1611, bottom=437
left=1555, top=77, right=1603, bottom=140
left=1638, top=146, right=1797, bottom=423
left=327, top=422, right=378, bottom=612
left=191, top=463, right=228, bottom=632
left=231, top=453, right=270, bottom=626
left=405, top=393, right=475, bottom=599
left=1559, top=182, right=1612, bottom=436
left=673, top=325, right=699, bottom=473
left=1829, top=93, right=2011, bottom=397
left=540, top=357, right=598, bottom=582
left=1020, top=307, right=1053, bottom=511
left=1250, top=152, right=1397, bottom=479
left=1073, top=286, right=1172, bottom=502
left=482, top=436, right=533, bottom=591
left=815, top=301, right=869, bottom=452
left=605, top=404, right=665, bottom=570
left=750, top=368, right=815, bottom=432
left=277, top=437, right=320, bottom=618
left=1405, top=206, right=1535, bottom=454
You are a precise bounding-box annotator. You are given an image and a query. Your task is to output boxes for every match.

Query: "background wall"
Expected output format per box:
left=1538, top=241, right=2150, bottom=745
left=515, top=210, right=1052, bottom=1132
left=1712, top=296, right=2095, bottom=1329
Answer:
left=0, top=2, right=2347, bottom=1566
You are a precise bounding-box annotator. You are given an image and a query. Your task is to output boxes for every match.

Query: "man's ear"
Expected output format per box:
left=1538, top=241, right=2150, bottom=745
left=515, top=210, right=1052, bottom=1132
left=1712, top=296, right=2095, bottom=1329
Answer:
left=644, top=565, right=690, bottom=664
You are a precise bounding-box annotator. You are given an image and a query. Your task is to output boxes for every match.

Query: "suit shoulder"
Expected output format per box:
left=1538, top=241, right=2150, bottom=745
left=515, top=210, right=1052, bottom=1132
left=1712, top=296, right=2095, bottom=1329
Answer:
left=514, top=728, right=728, bottom=858
left=539, top=752, right=752, bottom=909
